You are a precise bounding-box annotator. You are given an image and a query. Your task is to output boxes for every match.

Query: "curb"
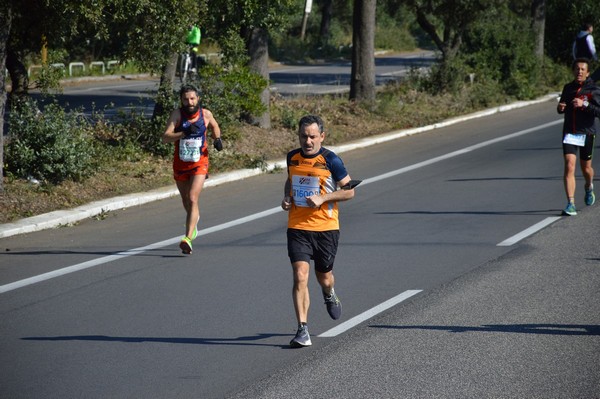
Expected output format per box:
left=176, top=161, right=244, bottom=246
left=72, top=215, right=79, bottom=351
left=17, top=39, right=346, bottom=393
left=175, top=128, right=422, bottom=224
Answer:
left=0, top=93, right=559, bottom=239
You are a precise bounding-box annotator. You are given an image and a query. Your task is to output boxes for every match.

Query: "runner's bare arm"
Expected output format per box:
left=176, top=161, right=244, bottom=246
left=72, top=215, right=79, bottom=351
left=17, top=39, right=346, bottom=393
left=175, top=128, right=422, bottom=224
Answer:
left=305, top=175, right=354, bottom=208
left=282, top=179, right=292, bottom=211
left=204, top=109, right=221, bottom=140
left=162, top=110, right=183, bottom=143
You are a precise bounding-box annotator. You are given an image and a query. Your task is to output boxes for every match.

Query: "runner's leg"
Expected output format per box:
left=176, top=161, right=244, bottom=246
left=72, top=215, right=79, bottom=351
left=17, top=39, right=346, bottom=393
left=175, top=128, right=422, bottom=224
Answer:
left=564, top=153, right=577, bottom=202
left=292, top=260, right=311, bottom=324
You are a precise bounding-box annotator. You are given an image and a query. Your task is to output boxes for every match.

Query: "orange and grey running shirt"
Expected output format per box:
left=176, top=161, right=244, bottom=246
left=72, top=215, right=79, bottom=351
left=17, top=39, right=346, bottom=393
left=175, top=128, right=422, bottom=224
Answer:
left=286, top=147, right=349, bottom=231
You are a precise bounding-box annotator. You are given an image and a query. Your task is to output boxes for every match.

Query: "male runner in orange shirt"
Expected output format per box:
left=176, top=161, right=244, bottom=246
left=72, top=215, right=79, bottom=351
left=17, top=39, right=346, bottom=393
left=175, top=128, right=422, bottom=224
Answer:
left=281, top=115, right=355, bottom=347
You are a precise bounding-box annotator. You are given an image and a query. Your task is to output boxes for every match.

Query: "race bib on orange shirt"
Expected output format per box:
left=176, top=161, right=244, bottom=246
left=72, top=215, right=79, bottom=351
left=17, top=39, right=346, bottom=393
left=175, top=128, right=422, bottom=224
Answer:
left=179, top=137, right=203, bottom=162
left=291, top=175, right=320, bottom=207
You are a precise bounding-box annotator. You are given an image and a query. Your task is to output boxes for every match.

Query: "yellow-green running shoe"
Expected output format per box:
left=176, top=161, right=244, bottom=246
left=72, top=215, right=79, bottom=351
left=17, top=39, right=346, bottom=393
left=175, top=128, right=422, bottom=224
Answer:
left=179, top=236, right=193, bottom=254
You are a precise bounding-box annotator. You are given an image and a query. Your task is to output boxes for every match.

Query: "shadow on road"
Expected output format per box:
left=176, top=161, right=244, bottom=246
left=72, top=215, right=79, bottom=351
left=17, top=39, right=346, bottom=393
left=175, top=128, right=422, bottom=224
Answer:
left=22, top=332, right=292, bottom=348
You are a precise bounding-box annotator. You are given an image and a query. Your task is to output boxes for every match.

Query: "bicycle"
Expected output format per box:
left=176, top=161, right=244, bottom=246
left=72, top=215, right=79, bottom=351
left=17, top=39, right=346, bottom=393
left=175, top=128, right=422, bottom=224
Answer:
left=179, top=46, right=197, bottom=83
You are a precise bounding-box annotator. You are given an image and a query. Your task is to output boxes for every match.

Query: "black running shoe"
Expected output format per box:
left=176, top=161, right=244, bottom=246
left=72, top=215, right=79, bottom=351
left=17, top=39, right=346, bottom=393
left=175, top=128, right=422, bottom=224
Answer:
left=323, top=288, right=342, bottom=320
left=289, top=324, right=312, bottom=348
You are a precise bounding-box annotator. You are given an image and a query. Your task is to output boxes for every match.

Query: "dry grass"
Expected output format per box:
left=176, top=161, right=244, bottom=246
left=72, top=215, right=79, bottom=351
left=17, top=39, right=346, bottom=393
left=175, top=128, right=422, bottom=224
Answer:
left=0, top=85, right=505, bottom=224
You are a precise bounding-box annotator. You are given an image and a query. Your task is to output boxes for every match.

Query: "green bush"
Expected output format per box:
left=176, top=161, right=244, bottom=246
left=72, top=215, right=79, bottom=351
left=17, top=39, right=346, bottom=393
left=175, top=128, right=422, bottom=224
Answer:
left=422, top=58, right=471, bottom=95
left=108, top=107, right=172, bottom=158
left=193, top=64, right=268, bottom=129
left=461, top=7, right=540, bottom=99
left=6, top=101, right=98, bottom=184
left=375, top=13, right=416, bottom=52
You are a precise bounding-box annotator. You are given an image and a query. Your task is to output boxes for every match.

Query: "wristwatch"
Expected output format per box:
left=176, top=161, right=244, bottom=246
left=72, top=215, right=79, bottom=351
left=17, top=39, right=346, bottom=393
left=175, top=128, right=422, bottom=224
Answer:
left=583, top=100, right=589, bottom=108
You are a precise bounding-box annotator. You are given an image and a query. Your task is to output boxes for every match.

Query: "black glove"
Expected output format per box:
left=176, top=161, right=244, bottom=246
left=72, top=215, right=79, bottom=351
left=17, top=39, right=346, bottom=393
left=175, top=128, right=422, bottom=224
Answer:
left=214, top=137, right=223, bottom=151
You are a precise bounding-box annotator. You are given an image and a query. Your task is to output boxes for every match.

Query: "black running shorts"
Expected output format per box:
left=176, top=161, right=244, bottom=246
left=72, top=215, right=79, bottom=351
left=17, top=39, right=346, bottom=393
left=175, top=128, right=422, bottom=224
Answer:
left=563, top=134, right=595, bottom=161
left=287, top=228, right=340, bottom=273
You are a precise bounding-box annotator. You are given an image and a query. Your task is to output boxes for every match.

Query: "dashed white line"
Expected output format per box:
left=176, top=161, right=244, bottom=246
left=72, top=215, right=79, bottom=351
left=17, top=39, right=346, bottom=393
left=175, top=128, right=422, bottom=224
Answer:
left=497, top=217, right=561, bottom=246
left=318, top=290, right=423, bottom=338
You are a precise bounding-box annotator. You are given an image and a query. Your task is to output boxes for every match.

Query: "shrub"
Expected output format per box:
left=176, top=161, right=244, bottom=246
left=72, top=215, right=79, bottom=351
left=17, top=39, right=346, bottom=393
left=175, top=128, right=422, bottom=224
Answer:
left=6, top=100, right=98, bottom=184
left=108, top=107, right=172, bottom=158
left=193, top=64, right=268, bottom=129
left=461, top=7, right=540, bottom=99
left=375, top=12, right=416, bottom=52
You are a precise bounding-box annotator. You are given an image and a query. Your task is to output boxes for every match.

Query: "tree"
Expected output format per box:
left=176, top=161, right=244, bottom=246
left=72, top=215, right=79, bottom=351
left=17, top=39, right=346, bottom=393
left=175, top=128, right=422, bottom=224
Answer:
left=545, top=0, right=600, bottom=63
left=350, top=0, right=376, bottom=101
left=531, top=0, right=546, bottom=59
left=319, top=0, right=334, bottom=44
left=403, top=0, right=505, bottom=88
left=114, top=0, right=202, bottom=121
left=204, top=0, right=295, bottom=128
left=0, top=2, right=11, bottom=193
left=0, top=0, right=209, bottom=187
left=5, top=0, right=113, bottom=102
left=3, top=0, right=202, bottom=121
left=245, top=26, right=271, bottom=127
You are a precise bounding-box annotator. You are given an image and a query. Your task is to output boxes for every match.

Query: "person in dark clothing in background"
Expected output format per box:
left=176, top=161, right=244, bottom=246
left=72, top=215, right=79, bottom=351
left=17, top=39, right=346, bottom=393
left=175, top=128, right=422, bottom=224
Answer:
left=557, top=58, right=600, bottom=216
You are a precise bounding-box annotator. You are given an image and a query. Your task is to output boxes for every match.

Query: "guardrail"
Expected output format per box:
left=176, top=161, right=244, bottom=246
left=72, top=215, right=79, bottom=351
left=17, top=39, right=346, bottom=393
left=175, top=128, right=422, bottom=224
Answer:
left=69, top=62, right=85, bottom=76
left=106, top=60, right=119, bottom=70
left=27, top=60, right=120, bottom=77
left=198, top=52, right=221, bottom=62
left=23, top=54, right=222, bottom=78
left=89, top=61, right=105, bottom=74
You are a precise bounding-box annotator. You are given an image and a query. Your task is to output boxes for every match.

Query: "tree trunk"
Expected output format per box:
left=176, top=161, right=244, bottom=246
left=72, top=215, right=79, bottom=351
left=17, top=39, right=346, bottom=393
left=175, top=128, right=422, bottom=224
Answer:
left=350, top=0, right=376, bottom=101
left=319, top=0, right=333, bottom=44
left=531, top=0, right=545, bottom=59
left=0, top=3, right=12, bottom=193
left=246, top=27, right=270, bottom=128
left=5, top=48, right=28, bottom=106
left=152, top=52, right=179, bottom=122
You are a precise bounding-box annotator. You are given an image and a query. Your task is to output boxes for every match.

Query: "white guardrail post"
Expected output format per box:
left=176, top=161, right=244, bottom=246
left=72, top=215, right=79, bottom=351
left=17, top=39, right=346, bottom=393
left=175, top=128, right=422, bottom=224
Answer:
left=25, top=59, right=121, bottom=78
left=106, top=60, right=119, bottom=70
left=89, top=61, right=105, bottom=75
left=68, top=62, right=85, bottom=76
left=51, top=63, right=66, bottom=76
left=27, top=65, right=41, bottom=76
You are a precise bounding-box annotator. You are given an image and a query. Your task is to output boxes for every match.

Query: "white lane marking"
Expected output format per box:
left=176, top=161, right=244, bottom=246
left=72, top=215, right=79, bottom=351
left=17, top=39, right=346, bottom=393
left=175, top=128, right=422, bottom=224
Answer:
left=0, top=208, right=281, bottom=294
left=0, top=237, right=179, bottom=294
left=1, top=121, right=561, bottom=294
left=318, top=290, right=423, bottom=338
left=497, top=217, right=561, bottom=246
left=360, top=120, right=562, bottom=187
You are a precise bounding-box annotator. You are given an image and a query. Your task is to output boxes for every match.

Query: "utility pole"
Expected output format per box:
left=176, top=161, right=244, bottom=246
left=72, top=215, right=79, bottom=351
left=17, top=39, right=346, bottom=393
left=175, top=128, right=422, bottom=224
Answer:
left=300, top=0, right=313, bottom=41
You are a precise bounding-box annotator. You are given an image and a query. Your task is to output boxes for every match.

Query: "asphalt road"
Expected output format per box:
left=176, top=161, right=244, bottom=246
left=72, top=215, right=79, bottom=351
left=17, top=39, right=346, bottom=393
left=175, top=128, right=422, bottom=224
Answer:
left=1, top=100, right=599, bottom=398
left=269, top=51, right=433, bottom=96
left=21, top=51, right=435, bottom=121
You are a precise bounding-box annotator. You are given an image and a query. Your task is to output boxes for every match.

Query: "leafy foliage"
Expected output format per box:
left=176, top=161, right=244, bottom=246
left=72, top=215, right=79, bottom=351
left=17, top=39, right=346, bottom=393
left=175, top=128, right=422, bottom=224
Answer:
left=2, top=0, right=586, bottom=195
left=545, top=0, right=600, bottom=64
left=193, top=64, right=268, bottom=129
left=117, top=0, right=205, bottom=74
left=5, top=101, right=97, bottom=184
left=203, top=0, right=296, bottom=64
left=461, top=6, right=541, bottom=99
left=375, top=12, right=416, bottom=52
